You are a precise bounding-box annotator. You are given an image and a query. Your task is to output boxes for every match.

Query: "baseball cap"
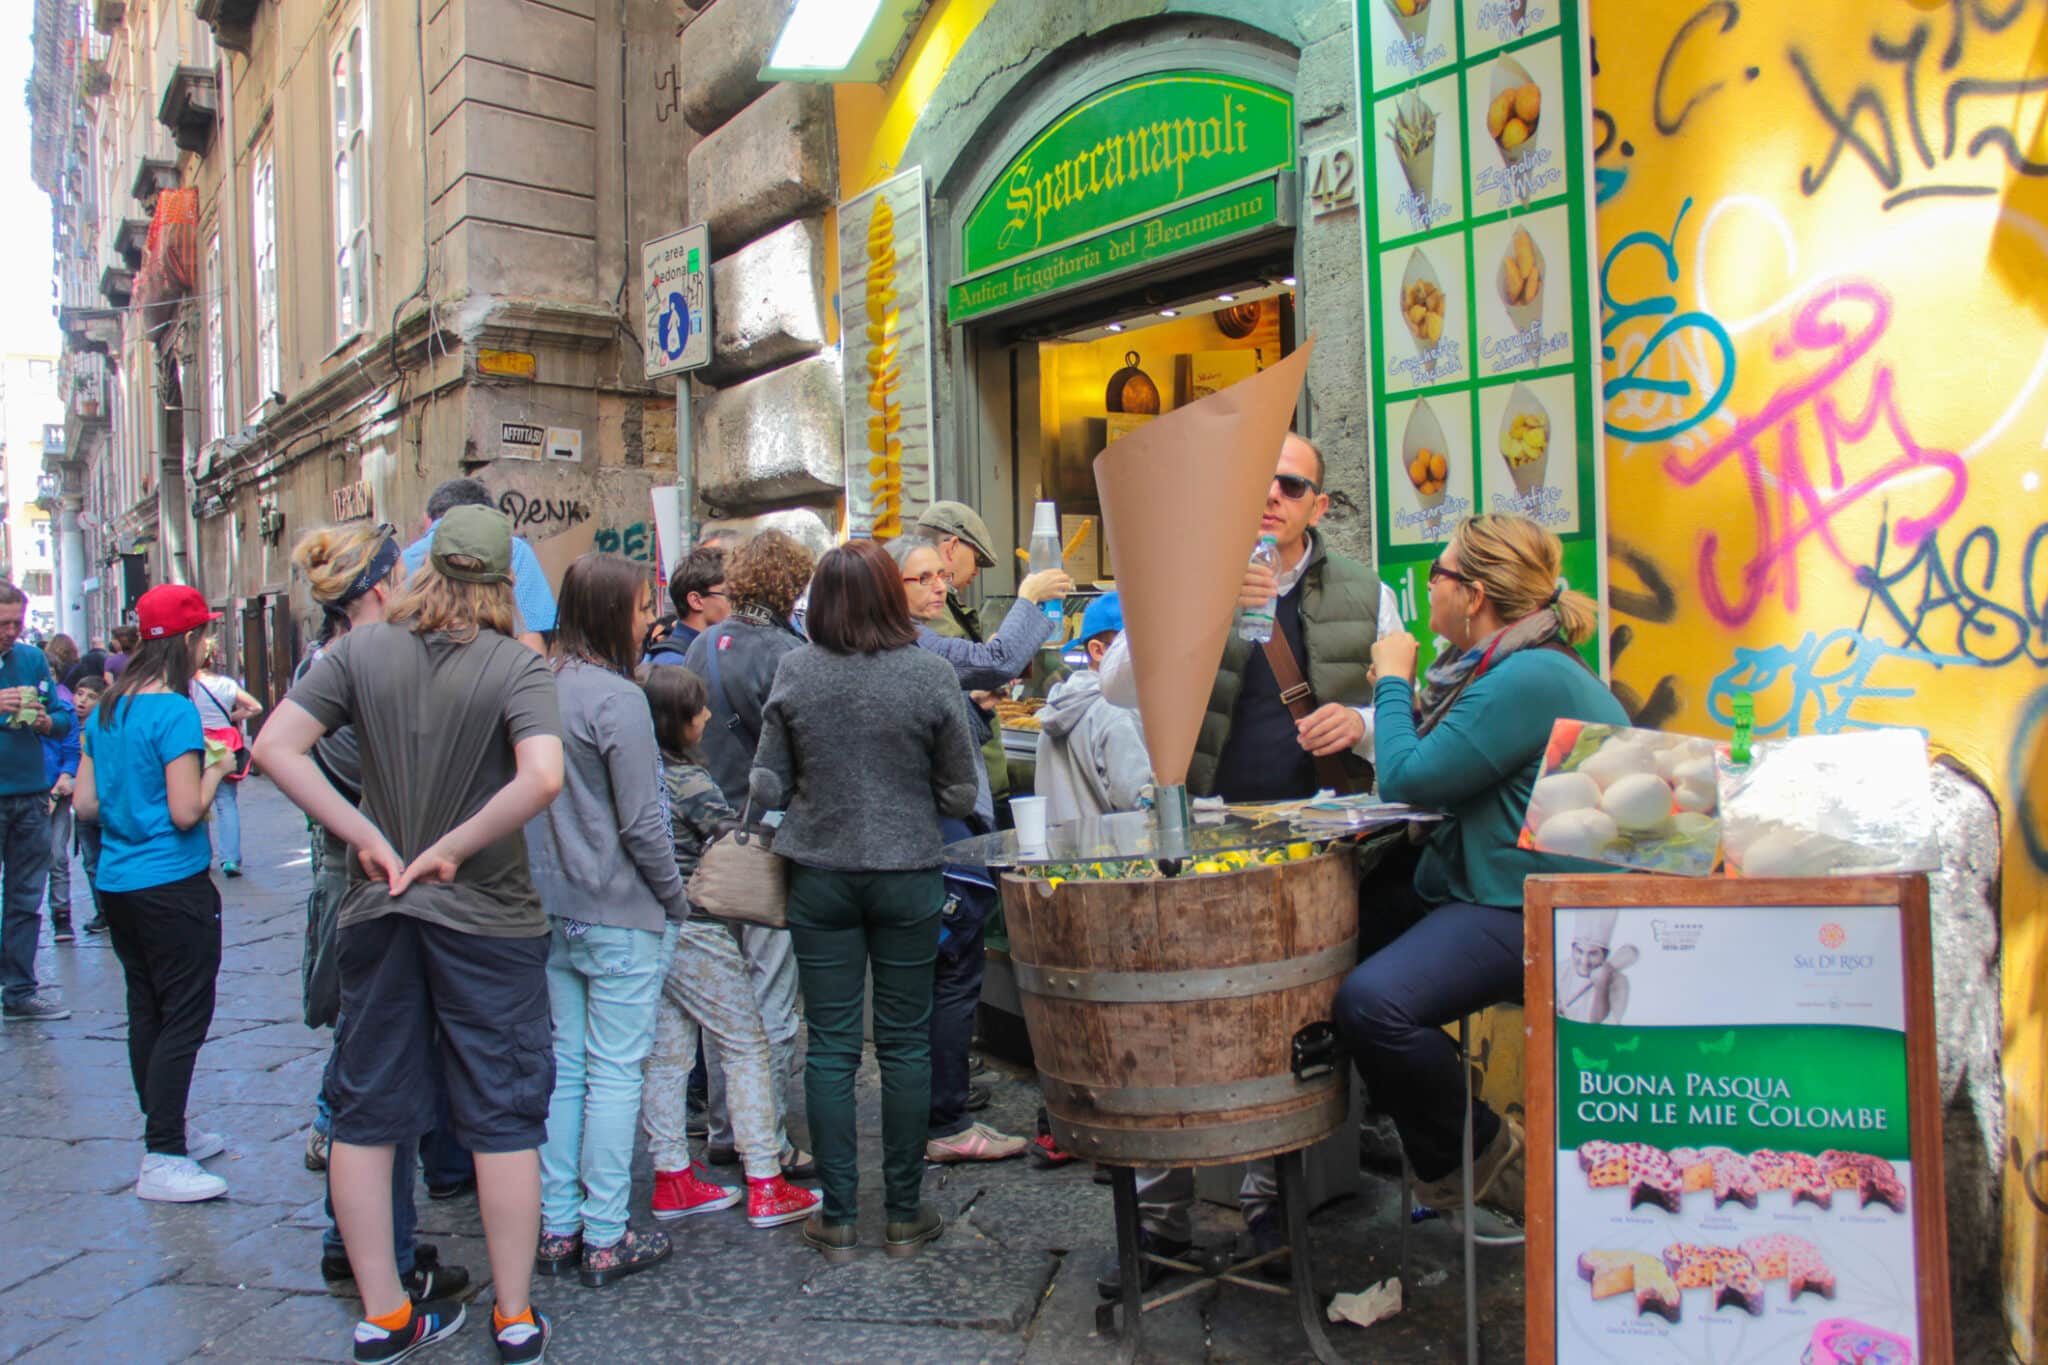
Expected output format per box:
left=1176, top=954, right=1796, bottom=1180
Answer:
left=1080, top=592, right=1124, bottom=642
left=431, top=505, right=513, bottom=584
left=137, top=584, right=222, bottom=640
left=916, top=501, right=997, bottom=568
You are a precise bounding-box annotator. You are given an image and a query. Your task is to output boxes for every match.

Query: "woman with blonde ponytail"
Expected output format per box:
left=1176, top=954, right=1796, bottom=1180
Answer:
left=1333, top=514, right=1626, bottom=1244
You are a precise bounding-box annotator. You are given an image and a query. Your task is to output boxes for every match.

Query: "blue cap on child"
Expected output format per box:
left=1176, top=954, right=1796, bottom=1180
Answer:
left=1080, top=592, right=1124, bottom=641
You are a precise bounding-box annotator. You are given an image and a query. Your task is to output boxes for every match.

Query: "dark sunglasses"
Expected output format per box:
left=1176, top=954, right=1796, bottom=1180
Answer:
left=1427, top=558, right=1472, bottom=586
left=1273, top=473, right=1321, bottom=500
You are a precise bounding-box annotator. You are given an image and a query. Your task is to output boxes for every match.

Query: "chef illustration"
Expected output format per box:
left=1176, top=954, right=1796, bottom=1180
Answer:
left=1558, top=909, right=1636, bottom=1024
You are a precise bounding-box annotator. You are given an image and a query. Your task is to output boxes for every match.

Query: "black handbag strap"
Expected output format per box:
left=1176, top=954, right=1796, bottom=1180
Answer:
left=195, top=680, right=236, bottom=728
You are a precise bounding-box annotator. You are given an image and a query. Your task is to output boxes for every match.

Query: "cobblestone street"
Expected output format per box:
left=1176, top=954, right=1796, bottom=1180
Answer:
left=0, top=779, right=1521, bottom=1364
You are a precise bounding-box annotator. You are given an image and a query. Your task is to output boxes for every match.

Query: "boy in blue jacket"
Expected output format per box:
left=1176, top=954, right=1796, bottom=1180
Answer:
left=43, top=677, right=82, bottom=942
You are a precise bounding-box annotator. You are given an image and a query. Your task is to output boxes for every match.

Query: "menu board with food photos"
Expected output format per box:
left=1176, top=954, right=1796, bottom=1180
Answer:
left=1352, top=0, right=1607, bottom=671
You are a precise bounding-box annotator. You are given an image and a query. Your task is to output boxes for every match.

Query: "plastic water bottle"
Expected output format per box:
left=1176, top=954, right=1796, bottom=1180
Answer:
left=1027, top=501, right=1064, bottom=629
left=1237, top=535, right=1280, bottom=643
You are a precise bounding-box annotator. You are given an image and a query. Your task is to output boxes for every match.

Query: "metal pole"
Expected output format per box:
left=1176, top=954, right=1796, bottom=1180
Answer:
left=675, top=374, right=694, bottom=550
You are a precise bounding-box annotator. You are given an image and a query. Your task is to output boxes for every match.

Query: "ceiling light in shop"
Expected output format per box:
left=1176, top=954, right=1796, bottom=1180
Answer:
left=1158, top=309, right=1179, bottom=318
left=1216, top=293, right=1237, bottom=303
left=760, top=0, right=925, bottom=83
left=1281, top=276, right=1298, bottom=287
left=1106, top=323, right=1125, bottom=332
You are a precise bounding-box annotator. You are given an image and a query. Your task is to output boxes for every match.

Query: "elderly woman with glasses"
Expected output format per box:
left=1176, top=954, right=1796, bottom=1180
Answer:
left=1333, top=513, right=1627, bottom=1245
left=881, top=532, right=1068, bottom=1163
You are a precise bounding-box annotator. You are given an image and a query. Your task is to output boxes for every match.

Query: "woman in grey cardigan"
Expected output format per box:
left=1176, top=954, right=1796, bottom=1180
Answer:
left=526, top=553, right=686, bottom=1289
left=749, top=539, right=981, bottom=1263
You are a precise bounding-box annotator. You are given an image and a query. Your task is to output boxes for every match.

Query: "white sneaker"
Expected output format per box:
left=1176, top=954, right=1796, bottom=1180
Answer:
left=136, top=1153, right=228, bottom=1203
left=186, top=1128, right=225, bottom=1162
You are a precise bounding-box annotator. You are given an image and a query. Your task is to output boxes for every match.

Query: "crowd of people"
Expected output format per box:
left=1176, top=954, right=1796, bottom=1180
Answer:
left=0, top=445, right=1626, bottom=1365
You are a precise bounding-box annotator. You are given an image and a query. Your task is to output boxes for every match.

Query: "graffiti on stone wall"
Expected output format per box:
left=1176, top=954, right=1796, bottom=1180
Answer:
left=497, top=491, right=592, bottom=535
left=594, top=522, right=654, bottom=564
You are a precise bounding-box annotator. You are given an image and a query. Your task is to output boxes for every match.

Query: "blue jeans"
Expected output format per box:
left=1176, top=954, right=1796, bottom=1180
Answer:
left=539, top=920, right=672, bottom=1247
left=210, top=781, right=241, bottom=865
left=0, top=793, right=53, bottom=1007
left=319, top=1034, right=421, bottom=1275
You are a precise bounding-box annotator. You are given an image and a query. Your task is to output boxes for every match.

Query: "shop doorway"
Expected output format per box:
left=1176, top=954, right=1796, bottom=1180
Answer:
left=963, top=256, right=1299, bottom=597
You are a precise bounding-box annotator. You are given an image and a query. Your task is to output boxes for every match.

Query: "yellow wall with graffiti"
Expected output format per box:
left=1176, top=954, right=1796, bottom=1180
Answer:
left=1593, top=0, right=2048, bottom=1350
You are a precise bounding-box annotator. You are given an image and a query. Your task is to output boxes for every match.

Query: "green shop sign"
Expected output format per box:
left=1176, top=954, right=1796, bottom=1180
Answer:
left=949, top=72, right=1295, bottom=321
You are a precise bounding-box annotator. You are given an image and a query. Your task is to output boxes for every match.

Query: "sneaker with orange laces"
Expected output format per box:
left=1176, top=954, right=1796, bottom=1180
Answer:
left=651, top=1165, right=742, bottom=1221
left=926, top=1122, right=1030, bottom=1163
left=747, top=1174, right=823, bottom=1228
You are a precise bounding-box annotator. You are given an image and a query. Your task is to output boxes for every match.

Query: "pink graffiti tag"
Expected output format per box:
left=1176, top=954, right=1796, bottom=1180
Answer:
left=1661, top=281, right=1969, bottom=628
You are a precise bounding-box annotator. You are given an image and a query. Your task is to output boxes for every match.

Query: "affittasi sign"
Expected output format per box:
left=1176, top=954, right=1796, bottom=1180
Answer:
left=947, top=72, right=1295, bottom=322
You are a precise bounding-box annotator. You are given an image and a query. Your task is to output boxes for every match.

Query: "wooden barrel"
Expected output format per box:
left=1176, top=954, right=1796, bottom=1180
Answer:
left=1000, top=848, right=1359, bottom=1167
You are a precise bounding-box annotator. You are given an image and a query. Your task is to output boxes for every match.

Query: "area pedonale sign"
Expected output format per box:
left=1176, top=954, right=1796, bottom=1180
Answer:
left=947, top=72, right=1295, bottom=322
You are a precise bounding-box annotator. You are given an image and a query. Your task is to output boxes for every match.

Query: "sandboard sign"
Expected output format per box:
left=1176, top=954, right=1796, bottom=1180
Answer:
left=1522, top=874, right=1952, bottom=1365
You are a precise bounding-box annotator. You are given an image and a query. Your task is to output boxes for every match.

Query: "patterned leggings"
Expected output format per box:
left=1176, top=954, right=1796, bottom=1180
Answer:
left=641, top=917, right=789, bottom=1180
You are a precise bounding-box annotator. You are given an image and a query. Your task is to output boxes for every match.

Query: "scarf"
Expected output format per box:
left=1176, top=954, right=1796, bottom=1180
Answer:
left=1412, top=607, right=1567, bottom=739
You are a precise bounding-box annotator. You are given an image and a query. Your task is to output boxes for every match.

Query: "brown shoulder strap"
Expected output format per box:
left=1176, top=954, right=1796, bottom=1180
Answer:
left=1260, top=633, right=1352, bottom=795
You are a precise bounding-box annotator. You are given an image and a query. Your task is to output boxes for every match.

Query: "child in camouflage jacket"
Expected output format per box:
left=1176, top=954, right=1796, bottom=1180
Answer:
left=637, top=667, right=819, bottom=1229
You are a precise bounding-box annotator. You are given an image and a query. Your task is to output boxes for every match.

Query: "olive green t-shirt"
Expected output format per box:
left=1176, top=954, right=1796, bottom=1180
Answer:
left=287, top=623, right=561, bottom=937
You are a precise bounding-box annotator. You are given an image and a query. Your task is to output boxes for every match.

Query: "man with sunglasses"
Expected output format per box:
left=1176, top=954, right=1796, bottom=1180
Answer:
left=1096, top=431, right=1401, bottom=1296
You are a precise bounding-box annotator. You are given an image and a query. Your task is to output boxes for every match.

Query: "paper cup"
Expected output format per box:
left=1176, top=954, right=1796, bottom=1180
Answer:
left=1487, top=57, right=1542, bottom=169
left=1399, top=247, right=1444, bottom=359
left=1390, top=93, right=1437, bottom=203
left=1384, top=0, right=1431, bottom=46
left=1401, top=399, right=1450, bottom=512
left=1496, top=229, right=1546, bottom=338
left=1011, top=795, right=1049, bottom=848
left=1498, top=382, right=1550, bottom=497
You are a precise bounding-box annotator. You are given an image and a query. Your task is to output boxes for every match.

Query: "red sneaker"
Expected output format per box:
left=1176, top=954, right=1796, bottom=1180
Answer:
left=651, top=1165, right=741, bottom=1220
left=747, top=1174, right=823, bottom=1228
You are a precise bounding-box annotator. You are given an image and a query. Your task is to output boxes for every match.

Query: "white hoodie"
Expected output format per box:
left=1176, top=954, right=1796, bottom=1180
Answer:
left=1032, top=665, right=1152, bottom=825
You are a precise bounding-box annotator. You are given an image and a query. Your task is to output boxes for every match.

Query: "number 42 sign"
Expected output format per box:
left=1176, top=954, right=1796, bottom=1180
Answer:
left=642, top=223, right=712, bottom=380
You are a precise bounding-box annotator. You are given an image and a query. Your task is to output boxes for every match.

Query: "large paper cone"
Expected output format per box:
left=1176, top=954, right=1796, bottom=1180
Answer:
left=1092, top=339, right=1315, bottom=789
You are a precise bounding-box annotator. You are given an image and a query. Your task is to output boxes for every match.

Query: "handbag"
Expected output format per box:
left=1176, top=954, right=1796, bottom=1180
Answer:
left=196, top=683, right=253, bottom=782
left=687, top=797, right=788, bottom=928
left=689, top=635, right=788, bottom=926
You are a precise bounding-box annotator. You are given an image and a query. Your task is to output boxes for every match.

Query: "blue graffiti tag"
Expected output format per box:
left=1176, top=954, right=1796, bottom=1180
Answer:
left=1705, top=627, right=1974, bottom=738
left=1855, top=519, right=2048, bottom=669
left=1600, top=196, right=1738, bottom=445
left=2014, top=685, right=2048, bottom=873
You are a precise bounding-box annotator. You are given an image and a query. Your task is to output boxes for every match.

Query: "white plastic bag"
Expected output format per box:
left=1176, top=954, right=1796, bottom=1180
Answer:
left=1716, top=729, right=1940, bottom=877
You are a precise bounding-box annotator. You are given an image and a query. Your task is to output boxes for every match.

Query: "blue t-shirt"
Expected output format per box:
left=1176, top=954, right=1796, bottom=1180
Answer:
left=401, top=524, right=558, bottom=632
left=82, top=693, right=212, bottom=893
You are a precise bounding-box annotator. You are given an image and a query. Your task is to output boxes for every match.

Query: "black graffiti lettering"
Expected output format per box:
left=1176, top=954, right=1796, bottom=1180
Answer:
left=1609, top=538, right=1680, bottom=624
left=1654, top=1, right=1742, bottom=136
left=2012, top=1136, right=2048, bottom=1215
left=1853, top=519, right=2048, bottom=668
left=1609, top=623, right=1685, bottom=731
left=1790, top=48, right=1904, bottom=194
left=1872, top=24, right=1939, bottom=169
left=496, top=490, right=591, bottom=533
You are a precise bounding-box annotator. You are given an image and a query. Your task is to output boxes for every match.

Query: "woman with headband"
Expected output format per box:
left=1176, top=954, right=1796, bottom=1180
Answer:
left=1333, top=513, right=1627, bottom=1245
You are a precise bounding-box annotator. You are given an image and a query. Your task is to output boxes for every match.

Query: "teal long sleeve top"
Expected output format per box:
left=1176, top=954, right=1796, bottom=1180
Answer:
left=1373, top=647, right=1629, bottom=910
left=0, top=644, right=72, bottom=798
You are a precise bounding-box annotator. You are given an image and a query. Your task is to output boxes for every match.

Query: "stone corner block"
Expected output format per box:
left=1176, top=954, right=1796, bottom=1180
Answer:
left=686, top=82, right=837, bottom=254
left=703, top=217, right=828, bottom=386
left=695, top=506, right=836, bottom=560
left=678, top=0, right=797, bottom=133
left=697, top=350, right=845, bottom=508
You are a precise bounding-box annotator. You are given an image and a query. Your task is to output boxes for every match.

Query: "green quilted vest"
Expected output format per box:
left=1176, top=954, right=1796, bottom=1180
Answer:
left=1185, top=538, right=1382, bottom=798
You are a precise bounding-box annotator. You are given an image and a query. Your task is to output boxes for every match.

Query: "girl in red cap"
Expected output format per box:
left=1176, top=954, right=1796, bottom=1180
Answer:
left=73, top=583, right=237, bottom=1204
